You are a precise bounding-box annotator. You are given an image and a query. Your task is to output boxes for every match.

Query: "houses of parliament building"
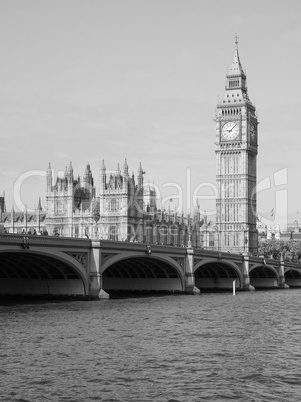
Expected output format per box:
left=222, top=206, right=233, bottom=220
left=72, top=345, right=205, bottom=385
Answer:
left=1, top=160, right=205, bottom=247
left=44, top=159, right=204, bottom=247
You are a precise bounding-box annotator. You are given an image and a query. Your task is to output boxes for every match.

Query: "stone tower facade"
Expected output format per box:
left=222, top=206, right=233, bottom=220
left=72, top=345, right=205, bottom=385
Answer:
left=46, top=162, right=96, bottom=237
left=98, top=159, right=145, bottom=241
left=215, top=38, right=258, bottom=254
left=46, top=160, right=147, bottom=241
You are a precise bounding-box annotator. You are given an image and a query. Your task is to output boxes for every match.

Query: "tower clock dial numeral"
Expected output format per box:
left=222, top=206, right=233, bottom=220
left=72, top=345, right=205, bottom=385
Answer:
left=221, top=122, right=239, bottom=140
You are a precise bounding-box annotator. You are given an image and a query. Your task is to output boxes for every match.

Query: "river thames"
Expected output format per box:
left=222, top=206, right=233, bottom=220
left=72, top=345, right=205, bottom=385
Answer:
left=1, top=289, right=301, bottom=401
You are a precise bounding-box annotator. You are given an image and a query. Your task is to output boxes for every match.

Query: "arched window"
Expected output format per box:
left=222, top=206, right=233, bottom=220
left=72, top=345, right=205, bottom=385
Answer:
left=109, top=224, right=118, bottom=241
left=111, top=199, right=117, bottom=212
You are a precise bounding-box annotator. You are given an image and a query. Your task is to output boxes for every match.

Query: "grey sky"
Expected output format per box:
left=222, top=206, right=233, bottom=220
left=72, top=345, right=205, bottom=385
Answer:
left=1, top=0, right=300, bottom=228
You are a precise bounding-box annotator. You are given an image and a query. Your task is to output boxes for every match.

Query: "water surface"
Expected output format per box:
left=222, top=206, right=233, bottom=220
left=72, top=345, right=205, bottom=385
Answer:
left=1, top=290, right=301, bottom=401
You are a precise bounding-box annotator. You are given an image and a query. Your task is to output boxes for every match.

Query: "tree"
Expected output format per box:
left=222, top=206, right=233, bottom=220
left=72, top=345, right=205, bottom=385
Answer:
left=258, top=239, right=301, bottom=263
left=92, top=202, right=100, bottom=223
left=258, top=239, right=283, bottom=260
left=283, top=240, right=301, bottom=263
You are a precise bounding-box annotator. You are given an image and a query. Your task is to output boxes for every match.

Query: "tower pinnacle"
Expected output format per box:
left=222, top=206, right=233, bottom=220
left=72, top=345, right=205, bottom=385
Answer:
left=100, top=159, right=106, bottom=172
left=123, top=158, right=129, bottom=176
left=234, top=33, right=239, bottom=47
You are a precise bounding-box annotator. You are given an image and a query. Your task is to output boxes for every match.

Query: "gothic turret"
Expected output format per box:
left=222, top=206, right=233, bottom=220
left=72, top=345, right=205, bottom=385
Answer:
left=123, top=158, right=129, bottom=177
left=193, top=201, right=201, bottom=222
left=101, top=159, right=106, bottom=173
left=36, top=197, right=42, bottom=231
left=47, top=163, right=52, bottom=193
left=137, top=162, right=144, bottom=187
left=37, top=197, right=42, bottom=211
left=10, top=205, right=15, bottom=225
left=83, top=163, right=93, bottom=186
left=67, top=161, right=73, bottom=182
left=100, top=159, right=106, bottom=193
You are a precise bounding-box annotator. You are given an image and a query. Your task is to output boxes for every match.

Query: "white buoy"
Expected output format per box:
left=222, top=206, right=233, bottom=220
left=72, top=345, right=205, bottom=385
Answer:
left=233, top=280, right=236, bottom=296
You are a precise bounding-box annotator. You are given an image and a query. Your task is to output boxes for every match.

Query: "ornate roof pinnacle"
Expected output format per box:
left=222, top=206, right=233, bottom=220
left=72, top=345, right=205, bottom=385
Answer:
left=101, top=159, right=106, bottom=172
left=123, top=158, right=129, bottom=175
left=138, top=162, right=145, bottom=176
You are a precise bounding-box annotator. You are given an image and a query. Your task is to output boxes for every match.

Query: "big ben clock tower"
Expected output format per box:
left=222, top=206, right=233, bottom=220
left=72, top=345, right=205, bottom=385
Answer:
left=215, top=37, right=258, bottom=254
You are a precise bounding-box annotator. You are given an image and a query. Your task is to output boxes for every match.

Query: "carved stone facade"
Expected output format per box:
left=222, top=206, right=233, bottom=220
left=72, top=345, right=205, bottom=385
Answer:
left=45, top=159, right=205, bottom=247
left=46, top=162, right=96, bottom=237
left=1, top=198, right=47, bottom=235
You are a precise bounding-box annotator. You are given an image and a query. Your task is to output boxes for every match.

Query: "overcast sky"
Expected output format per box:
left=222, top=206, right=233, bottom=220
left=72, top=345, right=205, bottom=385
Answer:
left=1, top=0, right=300, bottom=229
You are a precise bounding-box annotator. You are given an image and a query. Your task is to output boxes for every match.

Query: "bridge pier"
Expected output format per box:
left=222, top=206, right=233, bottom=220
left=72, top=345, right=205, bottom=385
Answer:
left=185, top=248, right=200, bottom=294
left=89, top=241, right=109, bottom=299
left=242, top=253, right=255, bottom=291
left=278, top=254, right=289, bottom=289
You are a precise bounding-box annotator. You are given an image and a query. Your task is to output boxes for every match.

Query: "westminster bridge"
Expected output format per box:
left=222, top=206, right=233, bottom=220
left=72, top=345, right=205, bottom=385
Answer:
left=0, top=234, right=301, bottom=298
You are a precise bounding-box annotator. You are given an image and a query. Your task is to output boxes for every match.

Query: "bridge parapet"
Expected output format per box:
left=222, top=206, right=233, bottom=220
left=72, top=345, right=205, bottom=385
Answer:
left=0, top=234, right=91, bottom=249
left=98, top=239, right=188, bottom=255
left=284, top=261, right=301, bottom=271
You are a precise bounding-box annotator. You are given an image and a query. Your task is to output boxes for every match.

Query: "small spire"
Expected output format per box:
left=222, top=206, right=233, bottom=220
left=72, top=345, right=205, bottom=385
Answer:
left=138, top=162, right=145, bottom=176
left=68, top=161, right=73, bottom=173
left=116, top=163, right=121, bottom=175
left=101, top=159, right=106, bottom=172
left=66, top=161, right=73, bottom=182
left=84, top=163, right=90, bottom=176
left=203, top=210, right=208, bottom=225
left=123, top=158, right=129, bottom=176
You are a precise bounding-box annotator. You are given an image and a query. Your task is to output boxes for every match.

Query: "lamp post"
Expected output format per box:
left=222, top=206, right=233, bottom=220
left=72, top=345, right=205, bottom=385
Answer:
left=212, top=225, right=221, bottom=257
left=187, top=223, right=192, bottom=248
left=25, top=205, right=27, bottom=234
left=38, top=208, right=41, bottom=234
left=243, top=224, right=249, bottom=255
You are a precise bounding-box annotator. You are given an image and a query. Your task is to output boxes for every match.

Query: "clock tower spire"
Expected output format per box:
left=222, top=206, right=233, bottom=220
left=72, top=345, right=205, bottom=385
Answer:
left=215, top=38, right=258, bottom=254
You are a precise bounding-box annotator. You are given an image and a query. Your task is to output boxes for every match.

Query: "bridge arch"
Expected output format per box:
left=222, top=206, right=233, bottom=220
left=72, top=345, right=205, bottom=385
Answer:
left=101, top=252, right=185, bottom=292
left=249, top=263, right=279, bottom=288
left=0, top=249, right=89, bottom=296
left=284, top=267, right=301, bottom=287
left=193, top=258, right=242, bottom=290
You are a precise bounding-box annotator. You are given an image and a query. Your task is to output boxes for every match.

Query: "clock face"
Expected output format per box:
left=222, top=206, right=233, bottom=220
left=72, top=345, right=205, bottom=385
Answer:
left=250, top=123, right=256, bottom=142
left=221, top=122, right=239, bottom=140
